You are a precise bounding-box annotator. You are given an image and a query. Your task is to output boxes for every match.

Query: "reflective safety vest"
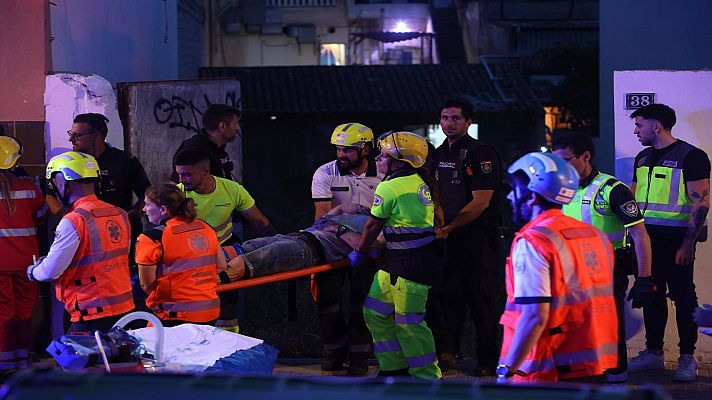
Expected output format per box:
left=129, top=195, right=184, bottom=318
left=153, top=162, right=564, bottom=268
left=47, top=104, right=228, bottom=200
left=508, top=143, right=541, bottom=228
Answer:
left=147, top=217, right=220, bottom=323
left=634, top=141, right=696, bottom=228
left=58, top=195, right=134, bottom=322
left=500, top=209, right=618, bottom=381
left=0, top=177, right=47, bottom=271
left=563, top=172, right=627, bottom=249
left=376, top=172, right=435, bottom=252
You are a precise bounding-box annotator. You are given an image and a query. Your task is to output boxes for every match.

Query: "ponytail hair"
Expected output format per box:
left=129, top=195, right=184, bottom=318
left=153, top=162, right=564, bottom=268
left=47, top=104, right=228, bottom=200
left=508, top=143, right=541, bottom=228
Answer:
left=145, top=183, right=198, bottom=223
left=0, top=171, right=15, bottom=215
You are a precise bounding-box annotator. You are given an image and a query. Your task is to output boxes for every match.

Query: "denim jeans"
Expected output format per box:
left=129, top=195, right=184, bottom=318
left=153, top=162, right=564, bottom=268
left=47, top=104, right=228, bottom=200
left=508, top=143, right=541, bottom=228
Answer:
left=241, top=234, right=321, bottom=278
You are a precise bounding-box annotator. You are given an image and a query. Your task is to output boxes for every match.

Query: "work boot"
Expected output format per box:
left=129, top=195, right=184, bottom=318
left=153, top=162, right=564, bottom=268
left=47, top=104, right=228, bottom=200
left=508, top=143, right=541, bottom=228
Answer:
left=321, top=348, right=347, bottom=372
left=673, top=354, right=697, bottom=382
left=437, top=352, right=458, bottom=372
left=628, top=349, right=664, bottom=372
left=347, top=353, right=370, bottom=376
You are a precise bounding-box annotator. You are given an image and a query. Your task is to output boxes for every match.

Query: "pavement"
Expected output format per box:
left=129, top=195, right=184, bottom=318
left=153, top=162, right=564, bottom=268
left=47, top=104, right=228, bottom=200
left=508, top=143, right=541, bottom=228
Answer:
left=1, top=357, right=710, bottom=399
left=272, top=358, right=712, bottom=400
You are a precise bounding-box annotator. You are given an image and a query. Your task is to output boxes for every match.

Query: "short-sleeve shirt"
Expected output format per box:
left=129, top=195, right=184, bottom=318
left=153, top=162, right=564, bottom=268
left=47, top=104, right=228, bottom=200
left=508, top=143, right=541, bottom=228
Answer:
left=135, top=231, right=164, bottom=267
left=511, top=238, right=552, bottom=303
left=178, top=176, right=255, bottom=244
left=581, top=169, right=644, bottom=228
left=632, top=141, right=710, bottom=184
left=311, top=160, right=382, bottom=210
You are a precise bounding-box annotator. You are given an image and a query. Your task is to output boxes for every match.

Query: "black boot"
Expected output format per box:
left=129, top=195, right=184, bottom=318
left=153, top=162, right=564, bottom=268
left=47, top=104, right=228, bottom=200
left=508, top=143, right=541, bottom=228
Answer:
left=321, top=347, right=347, bottom=372
left=347, top=352, right=370, bottom=376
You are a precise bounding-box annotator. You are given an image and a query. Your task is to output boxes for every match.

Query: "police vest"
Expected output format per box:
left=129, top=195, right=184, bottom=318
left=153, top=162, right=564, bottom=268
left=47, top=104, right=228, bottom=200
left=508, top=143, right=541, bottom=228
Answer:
left=634, top=141, right=696, bottom=228
left=563, top=172, right=627, bottom=249
left=147, top=217, right=220, bottom=323
left=0, top=177, right=47, bottom=271
left=500, top=209, right=618, bottom=381
left=58, top=195, right=134, bottom=322
left=376, top=172, right=435, bottom=252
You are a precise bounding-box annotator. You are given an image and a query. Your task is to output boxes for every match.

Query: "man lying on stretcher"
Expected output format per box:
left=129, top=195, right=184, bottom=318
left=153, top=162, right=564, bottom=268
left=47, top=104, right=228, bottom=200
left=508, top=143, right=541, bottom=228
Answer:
left=219, top=203, right=385, bottom=283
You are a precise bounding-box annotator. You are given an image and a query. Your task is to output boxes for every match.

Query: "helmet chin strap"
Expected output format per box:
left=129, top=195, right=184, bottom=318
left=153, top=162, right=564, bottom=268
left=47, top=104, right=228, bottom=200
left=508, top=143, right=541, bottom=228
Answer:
left=54, top=178, right=73, bottom=207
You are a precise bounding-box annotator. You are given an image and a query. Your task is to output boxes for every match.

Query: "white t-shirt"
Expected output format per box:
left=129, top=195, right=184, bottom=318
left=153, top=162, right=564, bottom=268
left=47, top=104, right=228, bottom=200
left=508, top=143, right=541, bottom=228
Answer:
left=311, top=160, right=382, bottom=209
left=31, top=218, right=80, bottom=281
left=511, top=238, right=552, bottom=303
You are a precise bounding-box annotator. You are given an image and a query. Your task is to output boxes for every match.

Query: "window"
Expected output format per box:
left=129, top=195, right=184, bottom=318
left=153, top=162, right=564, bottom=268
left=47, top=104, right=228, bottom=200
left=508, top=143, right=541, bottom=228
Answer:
left=320, top=43, right=345, bottom=66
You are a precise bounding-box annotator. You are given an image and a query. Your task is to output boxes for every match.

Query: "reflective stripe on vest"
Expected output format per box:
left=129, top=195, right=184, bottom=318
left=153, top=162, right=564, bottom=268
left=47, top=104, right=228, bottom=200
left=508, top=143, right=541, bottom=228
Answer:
left=383, top=226, right=435, bottom=250
left=79, top=291, right=133, bottom=309
left=0, top=190, right=37, bottom=200
left=161, top=298, right=220, bottom=312
left=521, top=341, right=618, bottom=373
left=69, top=208, right=129, bottom=268
left=159, top=254, right=217, bottom=275
left=569, top=173, right=626, bottom=248
left=0, top=227, right=37, bottom=237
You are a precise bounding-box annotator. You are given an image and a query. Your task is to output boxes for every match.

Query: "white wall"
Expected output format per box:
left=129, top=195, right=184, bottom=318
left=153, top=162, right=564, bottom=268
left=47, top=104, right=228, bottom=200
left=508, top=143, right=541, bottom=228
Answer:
left=614, top=70, right=712, bottom=363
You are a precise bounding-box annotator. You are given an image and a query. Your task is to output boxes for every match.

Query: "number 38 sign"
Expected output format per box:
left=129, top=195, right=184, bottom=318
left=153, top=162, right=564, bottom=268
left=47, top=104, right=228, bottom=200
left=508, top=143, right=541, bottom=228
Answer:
left=625, top=93, right=655, bottom=109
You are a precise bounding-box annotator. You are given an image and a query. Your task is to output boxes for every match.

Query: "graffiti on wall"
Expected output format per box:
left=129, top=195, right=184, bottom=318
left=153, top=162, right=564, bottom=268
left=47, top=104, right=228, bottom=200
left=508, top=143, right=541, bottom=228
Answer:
left=153, top=91, right=240, bottom=132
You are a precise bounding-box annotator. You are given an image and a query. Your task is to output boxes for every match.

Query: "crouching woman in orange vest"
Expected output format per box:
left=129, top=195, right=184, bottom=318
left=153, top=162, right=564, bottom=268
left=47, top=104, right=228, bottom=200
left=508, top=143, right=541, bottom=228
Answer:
left=136, top=183, right=225, bottom=327
left=497, top=152, right=618, bottom=383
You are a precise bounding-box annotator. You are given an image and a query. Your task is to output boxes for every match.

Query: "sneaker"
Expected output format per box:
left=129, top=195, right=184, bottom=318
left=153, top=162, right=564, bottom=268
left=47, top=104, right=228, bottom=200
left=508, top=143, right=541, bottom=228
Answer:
left=628, top=349, right=664, bottom=372
left=606, top=371, right=628, bottom=383
left=673, top=354, right=697, bottom=382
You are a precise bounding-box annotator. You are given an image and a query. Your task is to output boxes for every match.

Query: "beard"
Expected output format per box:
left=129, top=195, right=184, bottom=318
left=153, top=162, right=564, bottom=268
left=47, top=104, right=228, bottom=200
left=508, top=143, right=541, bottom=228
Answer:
left=337, top=153, right=363, bottom=172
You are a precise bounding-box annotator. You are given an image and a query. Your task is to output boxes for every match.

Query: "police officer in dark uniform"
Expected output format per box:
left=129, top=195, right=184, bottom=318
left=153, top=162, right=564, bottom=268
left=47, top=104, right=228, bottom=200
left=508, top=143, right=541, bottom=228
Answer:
left=433, top=98, right=505, bottom=376
left=552, top=131, right=654, bottom=383
left=172, top=104, right=240, bottom=181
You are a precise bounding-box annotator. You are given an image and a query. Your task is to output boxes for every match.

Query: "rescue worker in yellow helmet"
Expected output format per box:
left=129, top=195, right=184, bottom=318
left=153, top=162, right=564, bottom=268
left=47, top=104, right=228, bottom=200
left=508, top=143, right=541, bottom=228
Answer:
left=351, top=131, right=443, bottom=379
left=0, top=137, right=46, bottom=372
left=311, top=123, right=383, bottom=375
left=28, top=152, right=134, bottom=333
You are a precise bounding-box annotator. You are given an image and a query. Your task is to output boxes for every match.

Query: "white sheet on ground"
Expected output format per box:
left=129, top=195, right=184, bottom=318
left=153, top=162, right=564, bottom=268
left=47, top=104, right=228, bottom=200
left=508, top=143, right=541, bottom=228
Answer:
left=129, top=324, right=263, bottom=372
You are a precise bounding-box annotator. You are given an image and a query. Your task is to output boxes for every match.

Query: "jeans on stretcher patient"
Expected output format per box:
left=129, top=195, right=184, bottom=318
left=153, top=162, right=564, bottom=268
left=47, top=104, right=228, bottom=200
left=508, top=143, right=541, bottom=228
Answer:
left=220, top=204, right=384, bottom=283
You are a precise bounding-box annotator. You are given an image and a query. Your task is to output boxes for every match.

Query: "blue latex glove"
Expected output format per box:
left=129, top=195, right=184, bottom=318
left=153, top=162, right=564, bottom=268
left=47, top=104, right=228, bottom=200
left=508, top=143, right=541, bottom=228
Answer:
left=348, top=250, right=369, bottom=268
left=27, top=264, right=38, bottom=282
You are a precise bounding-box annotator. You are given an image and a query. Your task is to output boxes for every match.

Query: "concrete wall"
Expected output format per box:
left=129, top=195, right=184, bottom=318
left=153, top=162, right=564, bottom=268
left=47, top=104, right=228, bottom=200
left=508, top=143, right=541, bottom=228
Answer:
left=600, top=0, right=712, bottom=364
left=50, top=0, right=179, bottom=86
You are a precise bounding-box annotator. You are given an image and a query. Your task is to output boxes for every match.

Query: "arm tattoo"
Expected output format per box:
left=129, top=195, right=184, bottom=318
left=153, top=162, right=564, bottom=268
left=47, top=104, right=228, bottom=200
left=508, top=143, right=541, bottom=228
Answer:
left=685, top=205, right=710, bottom=241
left=689, top=189, right=710, bottom=202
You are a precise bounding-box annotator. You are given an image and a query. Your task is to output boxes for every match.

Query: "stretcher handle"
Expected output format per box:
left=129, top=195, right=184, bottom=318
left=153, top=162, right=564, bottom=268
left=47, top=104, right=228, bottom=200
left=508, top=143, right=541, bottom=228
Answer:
left=216, top=259, right=350, bottom=293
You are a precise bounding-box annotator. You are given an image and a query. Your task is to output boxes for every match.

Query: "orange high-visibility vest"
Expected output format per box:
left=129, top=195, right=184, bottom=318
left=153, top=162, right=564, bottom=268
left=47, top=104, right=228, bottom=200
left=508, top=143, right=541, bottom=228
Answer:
left=0, top=176, right=47, bottom=271
left=145, top=217, right=220, bottom=323
left=500, top=209, right=618, bottom=381
left=58, top=195, right=134, bottom=322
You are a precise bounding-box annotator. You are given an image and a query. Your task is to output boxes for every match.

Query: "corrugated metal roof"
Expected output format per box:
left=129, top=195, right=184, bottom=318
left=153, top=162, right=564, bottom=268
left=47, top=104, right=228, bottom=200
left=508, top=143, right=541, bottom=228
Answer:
left=200, top=63, right=541, bottom=114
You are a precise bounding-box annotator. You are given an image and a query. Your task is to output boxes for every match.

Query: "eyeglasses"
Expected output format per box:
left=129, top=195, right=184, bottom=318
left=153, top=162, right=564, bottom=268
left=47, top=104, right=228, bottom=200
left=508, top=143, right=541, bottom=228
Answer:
left=67, top=130, right=98, bottom=140
left=561, top=154, right=580, bottom=162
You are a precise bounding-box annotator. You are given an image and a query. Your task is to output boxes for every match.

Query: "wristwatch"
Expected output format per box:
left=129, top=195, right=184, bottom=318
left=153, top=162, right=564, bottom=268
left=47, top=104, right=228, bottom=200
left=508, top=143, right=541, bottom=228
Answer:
left=496, top=364, right=526, bottom=379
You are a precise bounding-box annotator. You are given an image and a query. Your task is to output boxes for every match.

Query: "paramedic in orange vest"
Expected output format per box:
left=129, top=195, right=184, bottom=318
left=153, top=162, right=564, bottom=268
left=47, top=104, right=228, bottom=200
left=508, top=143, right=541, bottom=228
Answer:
left=136, top=183, right=226, bottom=326
left=497, top=152, right=618, bottom=382
left=27, top=151, right=134, bottom=333
left=0, top=137, right=47, bottom=373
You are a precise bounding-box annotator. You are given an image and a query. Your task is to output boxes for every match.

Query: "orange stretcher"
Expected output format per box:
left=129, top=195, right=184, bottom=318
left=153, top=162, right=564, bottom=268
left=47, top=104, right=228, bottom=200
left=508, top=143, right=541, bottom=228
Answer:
left=215, top=259, right=350, bottom=293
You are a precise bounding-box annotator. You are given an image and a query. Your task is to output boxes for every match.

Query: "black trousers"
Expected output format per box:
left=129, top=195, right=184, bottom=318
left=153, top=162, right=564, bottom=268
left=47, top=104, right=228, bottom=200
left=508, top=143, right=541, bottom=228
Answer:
left=442, top=225, right=505, bottom=367
left=67, top=313, right=127, bottom=334
left=643, top=232, right=698, bottom=355
left=609, top=258, right=629, bottom=374
left=316, top=264, right=378, bottom=356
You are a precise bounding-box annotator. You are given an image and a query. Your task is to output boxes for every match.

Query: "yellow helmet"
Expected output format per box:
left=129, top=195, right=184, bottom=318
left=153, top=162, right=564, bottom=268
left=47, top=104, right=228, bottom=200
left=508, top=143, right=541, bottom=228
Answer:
left=46, top=151, right=100, bottom=180
left=0, top=136, right=22, bottom=170
left=377, top=131, right=428, bottom=168
left=330, top=123, right=374, bottom=148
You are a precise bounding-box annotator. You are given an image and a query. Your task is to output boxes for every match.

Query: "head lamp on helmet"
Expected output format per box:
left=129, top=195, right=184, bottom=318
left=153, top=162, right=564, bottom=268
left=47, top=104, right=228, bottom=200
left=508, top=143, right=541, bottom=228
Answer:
left=46, top=151, right=100, bottom=181
left=0, top=136, right=22, bottom=170
left=507, top=152, right=579, bottom=205
left=377, top=131, right=428, bottom=168
left=330, top=123, right=374, bottom=148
